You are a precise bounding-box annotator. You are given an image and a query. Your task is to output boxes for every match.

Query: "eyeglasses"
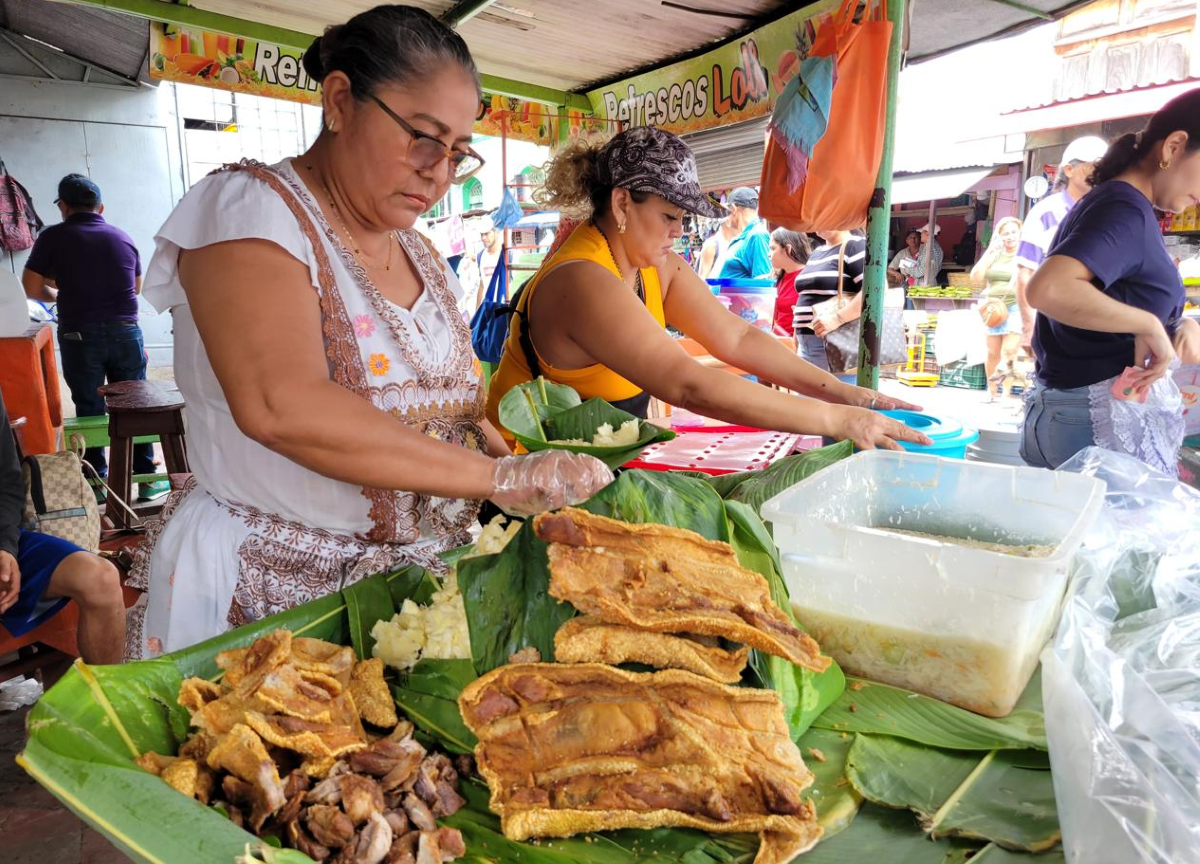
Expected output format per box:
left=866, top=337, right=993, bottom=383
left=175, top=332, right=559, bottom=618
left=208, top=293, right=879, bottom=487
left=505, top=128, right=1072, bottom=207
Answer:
left=368, top=93, right=484, bottom=184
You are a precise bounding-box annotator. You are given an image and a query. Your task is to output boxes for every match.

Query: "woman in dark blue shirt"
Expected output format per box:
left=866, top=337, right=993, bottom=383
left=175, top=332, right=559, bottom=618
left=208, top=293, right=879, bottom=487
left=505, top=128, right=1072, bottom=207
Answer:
left=1023, top=88, right=1200, bottom=473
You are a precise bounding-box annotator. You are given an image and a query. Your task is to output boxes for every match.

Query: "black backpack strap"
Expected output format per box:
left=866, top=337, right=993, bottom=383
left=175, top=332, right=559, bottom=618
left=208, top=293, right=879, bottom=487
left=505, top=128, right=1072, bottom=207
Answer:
left=23, top=455, right=47, bottom=515
left=509, top=283, right=544, bottom=381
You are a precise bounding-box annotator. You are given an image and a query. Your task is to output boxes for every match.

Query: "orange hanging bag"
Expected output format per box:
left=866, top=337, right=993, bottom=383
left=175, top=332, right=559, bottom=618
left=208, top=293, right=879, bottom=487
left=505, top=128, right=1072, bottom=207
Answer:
left=759, top=0, right=893, bottom=232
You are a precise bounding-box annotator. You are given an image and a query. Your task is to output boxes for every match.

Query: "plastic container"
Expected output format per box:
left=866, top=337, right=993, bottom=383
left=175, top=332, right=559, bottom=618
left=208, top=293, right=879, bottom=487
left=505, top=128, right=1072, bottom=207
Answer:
left=707, top=277, right=776, bottom=331
left=879, top=409, right=978, bottom=459
left=760, top=450, right=1106, bottom=717
left=939, top=360, right=987, bottom=390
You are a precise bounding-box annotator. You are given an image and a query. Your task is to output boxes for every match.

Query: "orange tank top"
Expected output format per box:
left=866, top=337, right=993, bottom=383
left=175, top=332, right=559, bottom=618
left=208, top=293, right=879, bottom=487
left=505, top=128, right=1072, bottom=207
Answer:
left=485, top=222, right=665, bottom=439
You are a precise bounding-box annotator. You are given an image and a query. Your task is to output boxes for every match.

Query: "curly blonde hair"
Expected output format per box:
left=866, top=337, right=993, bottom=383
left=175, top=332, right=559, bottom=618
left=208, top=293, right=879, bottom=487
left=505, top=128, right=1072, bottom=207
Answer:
left=533, top=137, right=609, bottom=220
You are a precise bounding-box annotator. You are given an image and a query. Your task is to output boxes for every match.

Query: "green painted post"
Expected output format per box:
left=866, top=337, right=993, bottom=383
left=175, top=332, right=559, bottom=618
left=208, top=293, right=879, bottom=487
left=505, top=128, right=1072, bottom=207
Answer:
left=856, top=0, right=906, bottom=390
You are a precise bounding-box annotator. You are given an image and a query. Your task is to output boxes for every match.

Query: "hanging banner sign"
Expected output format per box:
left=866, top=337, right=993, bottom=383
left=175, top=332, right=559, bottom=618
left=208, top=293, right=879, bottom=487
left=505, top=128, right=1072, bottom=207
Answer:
left=148, top=23, right=580, bottom=145
left=585, top=0, right=836, bottom=135
left=148, top=22, right=320, bottom=105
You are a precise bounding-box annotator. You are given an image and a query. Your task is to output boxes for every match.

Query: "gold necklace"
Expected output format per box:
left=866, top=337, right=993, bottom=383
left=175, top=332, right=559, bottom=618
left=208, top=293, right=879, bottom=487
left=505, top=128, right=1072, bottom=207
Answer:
left=307, top=163, right=393, bottom=271
left=593, top=222, right=644, bottom=300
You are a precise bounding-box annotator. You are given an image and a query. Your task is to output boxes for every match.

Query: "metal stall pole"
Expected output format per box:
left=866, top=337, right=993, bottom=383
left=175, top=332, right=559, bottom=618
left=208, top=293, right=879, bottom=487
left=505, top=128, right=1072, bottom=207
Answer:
left=857, top=0, right=907, bottom=390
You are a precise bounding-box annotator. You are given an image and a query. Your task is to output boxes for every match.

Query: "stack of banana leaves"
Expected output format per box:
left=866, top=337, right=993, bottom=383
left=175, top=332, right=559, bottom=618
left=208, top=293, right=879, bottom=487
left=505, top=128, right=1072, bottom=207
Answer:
left=19, top=442, right=1063, bottom=864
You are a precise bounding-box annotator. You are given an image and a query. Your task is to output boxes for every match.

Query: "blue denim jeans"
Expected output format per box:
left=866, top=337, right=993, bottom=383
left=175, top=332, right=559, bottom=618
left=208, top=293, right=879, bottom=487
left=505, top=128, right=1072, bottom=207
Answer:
left=1020, top=382, right=1096, bottom=469
left=799, top=332, right=831, bottom=372
left=58, top=321, right=155, bottom=478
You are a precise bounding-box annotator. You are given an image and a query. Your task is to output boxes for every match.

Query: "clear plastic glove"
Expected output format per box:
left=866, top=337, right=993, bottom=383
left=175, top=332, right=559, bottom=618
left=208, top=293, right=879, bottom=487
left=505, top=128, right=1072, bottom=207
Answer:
left=490, top=451, right=615, bottom=517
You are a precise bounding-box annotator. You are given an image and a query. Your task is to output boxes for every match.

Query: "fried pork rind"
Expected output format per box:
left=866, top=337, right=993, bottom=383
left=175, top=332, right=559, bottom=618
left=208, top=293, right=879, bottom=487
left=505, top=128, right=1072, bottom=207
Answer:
left=215, top=647, right=248, bottom=688
left=291, top=637, right=356, bottom=688
left=244, top=711, right=367, bottom=760
left=459, top=662, right=822, bottom=864
left=207, top=723, right=278, bottom=784
left=349, top=658, right=399, bottom=728
left=234, top=629, right=293, bottom=694
left=255, top=664, right=342, bottom=723
left=554, top=616, right=750, bottom=683
left=178, top=677, right=223, bottom=714
left=535, top=509, right=830, bottom=673
left=160, top=757, right=215, bottom=803
left=300, top=755, right=339, bottom=778
left=191, top=691, right=272, bottom=736
left=135, top=751, right=175, bottom=776
left=207, top=723, right=287, bottom=822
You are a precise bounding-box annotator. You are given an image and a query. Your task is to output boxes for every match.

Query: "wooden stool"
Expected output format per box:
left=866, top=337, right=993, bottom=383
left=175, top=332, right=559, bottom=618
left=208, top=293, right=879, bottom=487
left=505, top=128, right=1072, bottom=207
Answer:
left=99, top=380, right=189, bottom=530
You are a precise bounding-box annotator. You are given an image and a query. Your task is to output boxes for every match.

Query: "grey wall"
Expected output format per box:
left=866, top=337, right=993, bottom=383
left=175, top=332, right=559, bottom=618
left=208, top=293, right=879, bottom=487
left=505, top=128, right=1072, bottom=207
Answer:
left=0, top=76, right=186, bottom=366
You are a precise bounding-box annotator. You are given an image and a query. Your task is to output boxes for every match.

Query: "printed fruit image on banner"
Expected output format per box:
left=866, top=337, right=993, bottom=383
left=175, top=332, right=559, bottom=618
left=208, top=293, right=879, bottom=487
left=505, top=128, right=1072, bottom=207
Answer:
left=148, top=22, right=321, bottom=105
left=150, top=24, right=598, bottom=145
left=585, top=0, right=839, bottom=135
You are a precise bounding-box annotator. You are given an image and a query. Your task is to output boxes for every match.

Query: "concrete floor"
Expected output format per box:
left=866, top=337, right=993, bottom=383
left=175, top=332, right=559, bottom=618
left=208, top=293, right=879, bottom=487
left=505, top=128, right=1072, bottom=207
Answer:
left=1, top=671, right=131, bottom=864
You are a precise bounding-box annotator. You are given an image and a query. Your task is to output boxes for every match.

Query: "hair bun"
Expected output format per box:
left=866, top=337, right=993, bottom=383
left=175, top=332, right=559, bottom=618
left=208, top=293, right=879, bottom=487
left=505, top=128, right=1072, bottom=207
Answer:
left=301, top=34, right=326, bottom=82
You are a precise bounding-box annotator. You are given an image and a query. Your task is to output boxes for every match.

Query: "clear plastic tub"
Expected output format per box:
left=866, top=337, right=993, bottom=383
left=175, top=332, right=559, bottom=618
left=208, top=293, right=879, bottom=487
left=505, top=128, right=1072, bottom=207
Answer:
left=760, top=450, right=1106, bottom=717
left=708, top=277, right=775, bottom=331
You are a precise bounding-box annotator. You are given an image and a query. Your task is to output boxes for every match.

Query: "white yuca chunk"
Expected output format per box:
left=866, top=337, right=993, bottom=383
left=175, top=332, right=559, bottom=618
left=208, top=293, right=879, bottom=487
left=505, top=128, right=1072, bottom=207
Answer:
left=371, top=571, right=472, bottom=671
left=551, top=420, right=641, bottom=448
left=475, top=515, right=522, bottom=556
left=371, top=599, right=428, bottom=671
left=592, top=420, right=640, bottom=447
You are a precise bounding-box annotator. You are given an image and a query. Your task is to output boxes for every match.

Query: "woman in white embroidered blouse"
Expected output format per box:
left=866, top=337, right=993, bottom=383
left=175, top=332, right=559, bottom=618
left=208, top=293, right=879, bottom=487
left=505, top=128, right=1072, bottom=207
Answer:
left=126, top=5, right=612, bottom=659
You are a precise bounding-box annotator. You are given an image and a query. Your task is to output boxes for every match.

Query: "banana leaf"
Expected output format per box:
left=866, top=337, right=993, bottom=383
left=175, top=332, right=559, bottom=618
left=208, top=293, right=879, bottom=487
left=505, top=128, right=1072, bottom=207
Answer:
left=497, top=379, right=675, bottom=469
left=704, top=441, right=855, bottom=515
left=969, top=846, right=1065, bottom=864
left=393, top=659, right=479, bottom=755
left=846, top=735, right=1060, bottom=852
left=795, top=727, right=862, bottom=838
left=498, top=377, right=580, bottom=442
left=798, top=803, right=981, bottom=864
left=812, top=678, right=1047, bottom=751
left=726, top=499, right=844, bottom=739
left=343, top=572, right=397, bottom=660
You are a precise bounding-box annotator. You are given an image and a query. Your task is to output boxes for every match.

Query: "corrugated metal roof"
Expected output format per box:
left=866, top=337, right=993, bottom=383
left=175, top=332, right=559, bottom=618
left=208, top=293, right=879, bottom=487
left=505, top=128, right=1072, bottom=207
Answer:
left=190, top=0, right=797, bottom=91
left=0, top=0, right=148, bottom=82
left=178, top=0, right=1094, bottom=91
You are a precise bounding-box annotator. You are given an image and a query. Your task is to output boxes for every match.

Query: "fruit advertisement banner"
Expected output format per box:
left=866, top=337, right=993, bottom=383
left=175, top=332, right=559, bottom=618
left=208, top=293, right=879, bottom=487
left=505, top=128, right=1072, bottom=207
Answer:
left=149, top=22, right=580, bottom=145
left=148, top=22, right=320, bottom=105
left=585, top=0, right=836, bottom=135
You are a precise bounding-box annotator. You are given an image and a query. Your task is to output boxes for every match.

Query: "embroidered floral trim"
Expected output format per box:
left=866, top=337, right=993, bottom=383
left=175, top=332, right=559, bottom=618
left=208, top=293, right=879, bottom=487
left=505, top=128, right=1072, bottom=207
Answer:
left=369, top=353, right=391, bottom=377
left=354, top=315, right=376, bottom=338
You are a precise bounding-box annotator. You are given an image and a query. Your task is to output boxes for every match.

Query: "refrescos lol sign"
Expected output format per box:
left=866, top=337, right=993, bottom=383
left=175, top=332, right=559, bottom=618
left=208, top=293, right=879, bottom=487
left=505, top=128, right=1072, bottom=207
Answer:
left=585, top=0, right=837, bottom=135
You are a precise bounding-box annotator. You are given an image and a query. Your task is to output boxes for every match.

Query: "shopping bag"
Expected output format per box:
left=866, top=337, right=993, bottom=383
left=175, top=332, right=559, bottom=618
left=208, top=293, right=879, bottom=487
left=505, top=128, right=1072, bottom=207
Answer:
left=759, top=0, right=892, bottom=232
left=469, top=247, right=510, bottom=363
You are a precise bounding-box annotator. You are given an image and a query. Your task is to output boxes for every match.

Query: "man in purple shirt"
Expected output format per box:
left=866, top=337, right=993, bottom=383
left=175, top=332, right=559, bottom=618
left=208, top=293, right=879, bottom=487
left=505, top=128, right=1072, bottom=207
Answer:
left=22, top=174, right=165, bottom=499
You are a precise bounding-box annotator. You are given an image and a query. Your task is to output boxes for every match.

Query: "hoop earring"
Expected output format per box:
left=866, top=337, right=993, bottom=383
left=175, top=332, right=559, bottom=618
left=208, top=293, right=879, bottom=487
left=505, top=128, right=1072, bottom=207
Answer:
left=618, top=222, right=626, bottom=234
left=1160, top=159, right=1171, bottom=170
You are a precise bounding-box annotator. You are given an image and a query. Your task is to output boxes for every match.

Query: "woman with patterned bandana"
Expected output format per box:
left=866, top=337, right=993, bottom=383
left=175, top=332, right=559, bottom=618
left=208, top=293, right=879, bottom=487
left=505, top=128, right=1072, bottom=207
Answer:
left=487, top=126, right=928, bottom=451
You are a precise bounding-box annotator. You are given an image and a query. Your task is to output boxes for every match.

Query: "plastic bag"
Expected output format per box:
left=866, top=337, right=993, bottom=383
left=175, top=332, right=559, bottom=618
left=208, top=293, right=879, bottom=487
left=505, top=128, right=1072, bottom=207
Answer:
left=0, top=674, right=44, bottom=711
left=1044, top=447, right=1200, bottom=864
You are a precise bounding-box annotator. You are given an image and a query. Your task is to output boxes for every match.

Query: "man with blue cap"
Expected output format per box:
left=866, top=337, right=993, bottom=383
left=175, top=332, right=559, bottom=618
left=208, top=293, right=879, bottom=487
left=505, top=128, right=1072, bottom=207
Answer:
left=718, top=186, right=773, bottom=279
left=21, top=174, right=165, bottom=500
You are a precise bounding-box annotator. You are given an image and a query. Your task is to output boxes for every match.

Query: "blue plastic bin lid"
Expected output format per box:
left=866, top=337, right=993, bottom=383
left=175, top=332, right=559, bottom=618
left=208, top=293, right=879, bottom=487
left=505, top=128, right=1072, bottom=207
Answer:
left=879, top=409, right=979, bottom=452
left=707, top=277, right=776, bottom=294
